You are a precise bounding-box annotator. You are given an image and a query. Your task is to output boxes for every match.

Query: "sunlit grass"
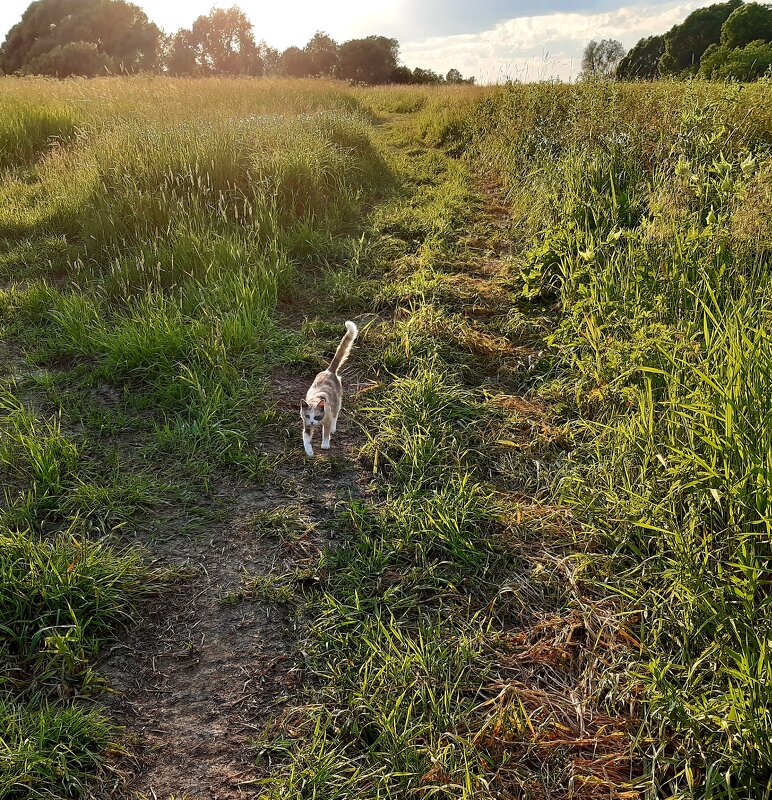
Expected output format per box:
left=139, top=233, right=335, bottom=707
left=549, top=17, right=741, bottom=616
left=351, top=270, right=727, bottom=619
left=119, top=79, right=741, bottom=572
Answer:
left=0, top=74, right=771, bottom=800
left=473, top=80, right=772, bottom=797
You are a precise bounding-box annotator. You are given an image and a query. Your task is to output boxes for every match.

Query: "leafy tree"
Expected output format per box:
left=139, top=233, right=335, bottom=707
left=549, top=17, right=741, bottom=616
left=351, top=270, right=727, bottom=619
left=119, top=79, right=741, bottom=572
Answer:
left=337, top=36, right=399, bottom=84
left=305, top=31, right=338, bottom=76
left=166, top=30, right=197, bottom=75
left=700, top=38, right=772, bottom=78
left=660, top=0, right=742, bottom=74
left=279, top=45, right=313, bottom=77
left=699, top=41, right=728, bottom=75
left=616, top=35, right=665, bottom=79
left=411, top=66, right=442, bottom=84
left=257, top=40, right=280, bottom=76
left=21, top=40, right=113, bottom=76
left=580, top=38, right=626, bottom=78
left=721, top=2, right=772, bottom=48
left=0, top=0, right=161, bottom=74
left=391, top=65, right=412, bottom=83
left=445, top=68, right=474, bottom=84
left=185, top=6, right=262, bottom=75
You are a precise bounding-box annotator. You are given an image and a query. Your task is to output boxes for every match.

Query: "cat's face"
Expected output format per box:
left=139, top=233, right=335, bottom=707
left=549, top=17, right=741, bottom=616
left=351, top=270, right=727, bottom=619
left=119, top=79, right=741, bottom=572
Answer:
left=300, top=399, right=325, bottom=427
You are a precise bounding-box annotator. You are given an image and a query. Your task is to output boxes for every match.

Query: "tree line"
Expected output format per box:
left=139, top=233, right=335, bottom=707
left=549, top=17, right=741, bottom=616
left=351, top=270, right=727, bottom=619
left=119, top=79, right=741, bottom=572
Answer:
left=0, top=0, right=475, bottom=84
left=582, top=0, right=772, bottom=82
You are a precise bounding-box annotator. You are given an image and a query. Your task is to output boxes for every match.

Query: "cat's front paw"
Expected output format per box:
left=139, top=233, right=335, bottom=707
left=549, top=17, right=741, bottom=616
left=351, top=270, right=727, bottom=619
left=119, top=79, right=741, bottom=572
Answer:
left=321, top=440, right=330, bottom=450
left=304, top=445, right=314, bottom=457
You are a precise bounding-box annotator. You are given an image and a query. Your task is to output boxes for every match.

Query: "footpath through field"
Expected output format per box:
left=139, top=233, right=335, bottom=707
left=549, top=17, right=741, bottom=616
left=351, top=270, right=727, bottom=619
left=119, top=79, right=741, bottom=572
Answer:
left=102, top=108, right=639, bottom=800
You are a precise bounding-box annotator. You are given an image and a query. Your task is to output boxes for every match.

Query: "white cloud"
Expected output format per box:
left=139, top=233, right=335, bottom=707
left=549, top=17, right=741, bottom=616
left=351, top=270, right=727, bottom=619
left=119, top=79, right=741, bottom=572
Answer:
left=400, top=0, right=712, bottom=83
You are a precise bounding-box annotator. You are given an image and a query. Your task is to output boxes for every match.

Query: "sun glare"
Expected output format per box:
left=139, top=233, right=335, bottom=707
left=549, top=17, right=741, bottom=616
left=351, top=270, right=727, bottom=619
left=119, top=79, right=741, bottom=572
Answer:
left=135, top=0, right=398, bottom=49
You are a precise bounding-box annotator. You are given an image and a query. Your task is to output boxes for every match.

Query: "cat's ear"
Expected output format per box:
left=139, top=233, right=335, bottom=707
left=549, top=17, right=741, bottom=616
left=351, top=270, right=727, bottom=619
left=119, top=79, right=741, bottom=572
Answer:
left=317, top=399, right=326, bottom=412
left=300, top=399, right=309, bottom=410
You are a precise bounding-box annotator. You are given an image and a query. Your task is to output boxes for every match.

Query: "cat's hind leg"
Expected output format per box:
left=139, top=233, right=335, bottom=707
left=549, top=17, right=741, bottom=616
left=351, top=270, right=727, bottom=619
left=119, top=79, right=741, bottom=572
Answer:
left=321, top=419, right=331, bottom=449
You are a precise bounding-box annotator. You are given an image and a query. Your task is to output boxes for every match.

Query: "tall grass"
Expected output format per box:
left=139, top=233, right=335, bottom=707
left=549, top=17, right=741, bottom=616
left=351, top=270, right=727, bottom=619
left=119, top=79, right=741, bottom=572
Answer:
left=0, top=99, right=79, bottom=170
left=0, top=701, right=112, bottom=798
left=465, top=80, right=772, bottom=797
left=0, top=77, right=388, bottom=798
left=0, top=78, right=389, bottom=467
left=2, top=75, right=771, bottom=799
left=0, top=390, right=147, bottom=796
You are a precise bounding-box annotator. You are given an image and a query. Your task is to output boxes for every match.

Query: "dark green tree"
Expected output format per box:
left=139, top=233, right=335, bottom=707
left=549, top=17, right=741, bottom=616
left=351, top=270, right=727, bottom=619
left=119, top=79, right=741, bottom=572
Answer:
left=660, top=0, right=743, bottom=74
left=0, top=0, right=161, bottom=74
left=699, top=41, right=728, bottom=75
left=257, top=40, right=280, bottom=76
left=721, top=2, right=772, bottom=48
left=580, top=38, right=626, bottom=78
left=304, top=31, right=338, bottom=76
left=186, top=6, right=262, bottom=75
left=391, top=64, right=412, bottom=83
left=21, top=40, right=113, bottom=76
left=279, top=45, right=313, bottom=77
left=411, top=66, right=442, bottom=84
left=616, top=35, right=665, bottom=79
left=166, top=30, right=197, bottom=75
left=337, top=36, right=399, bottom=84
left=700, top=38, right=772, bottom=78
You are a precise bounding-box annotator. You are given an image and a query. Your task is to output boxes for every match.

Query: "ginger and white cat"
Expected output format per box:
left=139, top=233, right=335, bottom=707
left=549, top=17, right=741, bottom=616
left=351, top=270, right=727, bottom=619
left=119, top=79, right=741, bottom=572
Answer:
left=300, top=321, right=358, bottom=457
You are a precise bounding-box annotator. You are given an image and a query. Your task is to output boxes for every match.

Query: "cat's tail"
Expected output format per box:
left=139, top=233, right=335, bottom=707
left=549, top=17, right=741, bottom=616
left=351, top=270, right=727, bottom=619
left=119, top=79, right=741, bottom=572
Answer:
left=328, top=320, right=358, bottom=374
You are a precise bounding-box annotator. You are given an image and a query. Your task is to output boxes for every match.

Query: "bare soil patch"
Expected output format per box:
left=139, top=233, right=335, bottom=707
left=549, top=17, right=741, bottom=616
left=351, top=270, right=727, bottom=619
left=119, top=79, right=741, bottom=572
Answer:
left=97, top=371, right=370, bottom=800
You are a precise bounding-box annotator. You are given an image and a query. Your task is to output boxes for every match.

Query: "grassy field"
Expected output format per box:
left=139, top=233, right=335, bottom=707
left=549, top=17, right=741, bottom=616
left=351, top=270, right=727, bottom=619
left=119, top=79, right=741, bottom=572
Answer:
left=0, top=75, right=770, bottom=799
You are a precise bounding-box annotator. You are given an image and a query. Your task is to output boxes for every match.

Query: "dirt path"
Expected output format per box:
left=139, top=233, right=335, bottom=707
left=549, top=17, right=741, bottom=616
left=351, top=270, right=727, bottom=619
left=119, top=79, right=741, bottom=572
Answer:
left=94, top=114, right=634, bottom=799
left=98, top=371, right=372, bottom=800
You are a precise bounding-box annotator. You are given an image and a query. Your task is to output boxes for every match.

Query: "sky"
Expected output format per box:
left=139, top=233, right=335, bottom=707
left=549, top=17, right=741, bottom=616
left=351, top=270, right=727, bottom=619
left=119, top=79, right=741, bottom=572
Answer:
left=0, top=0, right=716, bottom=82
